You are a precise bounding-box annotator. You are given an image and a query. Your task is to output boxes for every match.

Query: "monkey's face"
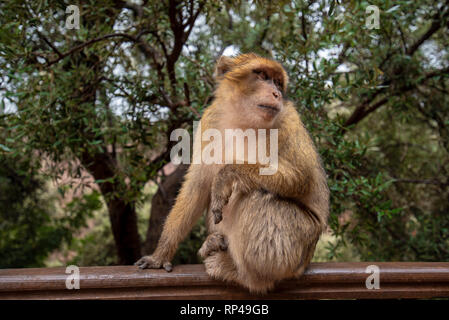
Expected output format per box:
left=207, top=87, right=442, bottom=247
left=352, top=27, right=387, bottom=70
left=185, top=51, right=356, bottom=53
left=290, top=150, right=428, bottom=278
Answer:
left=239, top=68, right=285, bottom=125
left=214, top=54, right=289, bottom=128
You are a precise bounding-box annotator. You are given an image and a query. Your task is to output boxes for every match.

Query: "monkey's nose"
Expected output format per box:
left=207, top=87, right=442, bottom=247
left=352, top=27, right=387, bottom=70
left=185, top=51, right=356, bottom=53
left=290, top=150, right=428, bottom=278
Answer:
left=273, top=91, right=280, bottom=99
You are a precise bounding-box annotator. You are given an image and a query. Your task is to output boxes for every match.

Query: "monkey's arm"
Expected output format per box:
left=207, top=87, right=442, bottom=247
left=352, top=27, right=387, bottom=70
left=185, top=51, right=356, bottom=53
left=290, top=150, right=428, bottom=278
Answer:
left=136, top=165, right=210, bottom=271
left=210, top=158, right=310, bottom=224
left=223, top=108, right=317, bottom=200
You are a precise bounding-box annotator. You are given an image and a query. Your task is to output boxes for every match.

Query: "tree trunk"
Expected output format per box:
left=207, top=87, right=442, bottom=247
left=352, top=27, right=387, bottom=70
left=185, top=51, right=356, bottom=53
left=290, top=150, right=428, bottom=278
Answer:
left=66, top=4, right=141, bottom=265
left=144, top=164, right=188, bottom=254
left=81, top=152, right=142, bottom=265
left=106, top=197, right=142, bottom=265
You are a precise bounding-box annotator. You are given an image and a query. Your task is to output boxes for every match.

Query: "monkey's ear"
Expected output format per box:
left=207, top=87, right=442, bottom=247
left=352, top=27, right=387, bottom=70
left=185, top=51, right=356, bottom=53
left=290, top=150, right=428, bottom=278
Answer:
left=214, top=56, right=235, bottom=79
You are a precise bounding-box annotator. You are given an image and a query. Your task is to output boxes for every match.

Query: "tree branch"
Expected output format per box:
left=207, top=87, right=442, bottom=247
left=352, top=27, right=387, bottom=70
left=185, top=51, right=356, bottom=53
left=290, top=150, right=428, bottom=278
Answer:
left=166, top=0, right=205, bottom=91
left=343, top=66, right=449, bottom=130
left=342, top=1, right=449, bottom=132
left=406, top=4, right=449, bottom=56
left=47, top=33, right=138, bottom=66
left=36, top=31, right=63, bottom=59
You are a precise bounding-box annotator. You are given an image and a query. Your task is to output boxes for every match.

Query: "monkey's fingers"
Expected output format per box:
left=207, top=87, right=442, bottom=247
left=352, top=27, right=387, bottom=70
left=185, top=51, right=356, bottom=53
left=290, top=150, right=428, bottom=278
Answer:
left=213, top=209, right=223, bottom=224
left=135, top=256, right=162, bottom=269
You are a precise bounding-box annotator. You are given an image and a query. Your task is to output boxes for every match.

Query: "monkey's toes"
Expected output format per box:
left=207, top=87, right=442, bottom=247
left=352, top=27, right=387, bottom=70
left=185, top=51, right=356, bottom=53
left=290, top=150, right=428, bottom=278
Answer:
left=198, top=233, right=228, bottom=258
left=218, top=235, right=228, bottom=251
left=135, top=256, right=158, bottom=269
left=163, top=262, right=173, bottom=272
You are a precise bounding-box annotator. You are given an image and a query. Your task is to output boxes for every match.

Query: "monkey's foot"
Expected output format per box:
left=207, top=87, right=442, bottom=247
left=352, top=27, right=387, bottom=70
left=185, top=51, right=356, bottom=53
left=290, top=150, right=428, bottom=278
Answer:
left=198, top=233, right=228, bottom=258
left=135, top=255, right=173, bottom=272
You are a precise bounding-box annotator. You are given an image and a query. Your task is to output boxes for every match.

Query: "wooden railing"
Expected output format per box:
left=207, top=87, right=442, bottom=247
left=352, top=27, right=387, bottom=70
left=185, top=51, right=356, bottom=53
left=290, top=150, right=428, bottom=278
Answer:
left=0, top=262, right=448, bottom=299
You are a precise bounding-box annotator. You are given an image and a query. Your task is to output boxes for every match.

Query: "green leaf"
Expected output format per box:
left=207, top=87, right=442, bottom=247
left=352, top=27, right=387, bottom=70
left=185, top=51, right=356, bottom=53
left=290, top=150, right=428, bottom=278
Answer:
left=0, top=144, right=12, bottom=152
left=386, top=5, right=400, bottom=13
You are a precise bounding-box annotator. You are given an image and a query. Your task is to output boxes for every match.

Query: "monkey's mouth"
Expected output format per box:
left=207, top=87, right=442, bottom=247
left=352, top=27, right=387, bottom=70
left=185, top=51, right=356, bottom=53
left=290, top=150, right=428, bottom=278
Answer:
left=258, top=104, right=280, bottom=113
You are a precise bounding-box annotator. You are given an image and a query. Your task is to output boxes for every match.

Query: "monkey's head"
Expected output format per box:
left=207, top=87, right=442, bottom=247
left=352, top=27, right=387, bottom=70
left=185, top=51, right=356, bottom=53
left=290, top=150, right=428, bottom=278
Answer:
left=214, top=53, right=289, bottom=128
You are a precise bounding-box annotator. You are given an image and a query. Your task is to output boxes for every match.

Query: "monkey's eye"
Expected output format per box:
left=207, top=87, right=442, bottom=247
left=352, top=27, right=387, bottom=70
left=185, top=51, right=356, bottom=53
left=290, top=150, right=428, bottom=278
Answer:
left=253, top=69, right=268, bottom=81
left=274, top=79, right=283, bottom=90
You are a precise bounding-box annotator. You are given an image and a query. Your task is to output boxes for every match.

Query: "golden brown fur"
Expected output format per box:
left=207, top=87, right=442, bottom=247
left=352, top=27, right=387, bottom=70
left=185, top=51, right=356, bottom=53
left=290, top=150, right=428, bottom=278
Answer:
left=136, top=53, right=329, bottom=293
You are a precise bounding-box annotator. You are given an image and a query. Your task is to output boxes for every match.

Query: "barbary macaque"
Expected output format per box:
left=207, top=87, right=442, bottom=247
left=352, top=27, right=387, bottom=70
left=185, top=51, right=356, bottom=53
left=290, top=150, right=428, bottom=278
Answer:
left=136, top=53, right=329, bottom=293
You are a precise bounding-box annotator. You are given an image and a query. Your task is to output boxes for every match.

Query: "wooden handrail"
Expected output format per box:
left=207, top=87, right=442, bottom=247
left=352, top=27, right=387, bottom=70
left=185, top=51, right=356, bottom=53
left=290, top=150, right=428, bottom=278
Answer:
left=0, top=262, right=448, bottom=299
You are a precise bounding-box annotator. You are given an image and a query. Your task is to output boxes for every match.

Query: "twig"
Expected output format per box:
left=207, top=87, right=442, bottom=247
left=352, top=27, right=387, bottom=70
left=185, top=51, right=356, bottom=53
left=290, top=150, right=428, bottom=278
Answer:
left=47, top=33, right=138, bottom=66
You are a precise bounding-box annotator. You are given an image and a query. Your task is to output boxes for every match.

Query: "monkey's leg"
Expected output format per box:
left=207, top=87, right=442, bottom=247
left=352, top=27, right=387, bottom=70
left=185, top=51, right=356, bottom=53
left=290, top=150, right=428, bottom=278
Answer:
left=293, top=240, right=319, bottom=278
left=222, top=190, right=321, bottom=293
left=204, top=250, right=277, bottom=294
left=198, top=232, right=228, bottom=259
left=203, top=251, right=239, bottom=284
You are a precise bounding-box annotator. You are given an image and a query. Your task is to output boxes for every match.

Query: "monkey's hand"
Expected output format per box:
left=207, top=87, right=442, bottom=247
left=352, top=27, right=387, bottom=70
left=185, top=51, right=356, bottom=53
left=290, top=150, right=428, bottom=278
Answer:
left=135, top=255, right=173, bottom=272
left=211, top=166, right=239, bottom=224
left=211, top=194, right=227, bottom=224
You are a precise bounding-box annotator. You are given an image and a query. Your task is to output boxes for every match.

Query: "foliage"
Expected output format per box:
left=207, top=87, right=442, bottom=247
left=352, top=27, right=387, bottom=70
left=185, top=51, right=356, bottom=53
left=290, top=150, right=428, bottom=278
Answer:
left=67, top=205, right=118, bottom=267
left=0, top=148, right=101, bottom=267
left=0, top=154, right=57, bottom=267
left=174, top=216, right=208, bottom=265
